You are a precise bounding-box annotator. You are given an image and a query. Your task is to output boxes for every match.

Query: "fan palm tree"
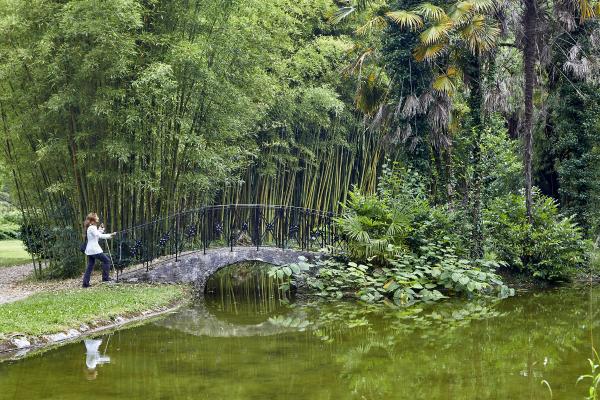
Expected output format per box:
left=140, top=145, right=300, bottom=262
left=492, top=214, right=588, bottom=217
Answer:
left=395, top=0, right=600, bottom=230
left=520, top=0, right=600, bottom=222
left=342, top=0, right=501, bottom=258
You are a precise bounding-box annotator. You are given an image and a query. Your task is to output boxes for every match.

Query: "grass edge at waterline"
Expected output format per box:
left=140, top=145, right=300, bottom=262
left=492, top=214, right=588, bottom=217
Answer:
left=0, top=284, right=188, bottom=337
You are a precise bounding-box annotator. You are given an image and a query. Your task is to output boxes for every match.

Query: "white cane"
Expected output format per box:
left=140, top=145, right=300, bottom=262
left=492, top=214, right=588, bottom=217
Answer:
left=104, top=238, right=117, bottom=280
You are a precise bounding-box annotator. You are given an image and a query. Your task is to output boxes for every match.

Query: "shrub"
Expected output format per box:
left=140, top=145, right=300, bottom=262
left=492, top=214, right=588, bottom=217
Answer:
left=306, top=162, right=512, bottom=304
left=0, top=209, right=22, bottom=239
left=20, top=221, right=84, bottom=278
left=480, top=121, right=522, bottom=204
left=45, top=227, right=83, bottom=279
left=484, top=192, right=587, bottom=280
left=20, top=222, right=54, bottom=259
left=295, top=249, right=511, bottom=305
left=336, top=162, right=468, bottom=265
left=590, top=246, right=600, bottom=276
left=0, top=224, right=20, bottom=240
left=0, top=209, right=22, bottom=225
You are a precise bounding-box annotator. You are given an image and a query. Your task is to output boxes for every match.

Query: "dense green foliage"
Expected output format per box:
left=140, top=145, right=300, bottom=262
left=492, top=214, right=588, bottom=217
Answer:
left=276, top=164, right=512, bottom=304
left=536, top=22, right=600, bottom=237
left=544, top=83, right=600, bottom=235
left=279, top=163, right=585, bottom=302
left=0, top=176, right=21, bottom=239
left=485, top=192, right=587, bottom=280
left=0, top=0, right=378, bottom=225
left=337, top=163, right=469, bottom=261
left=305, top=256, right=511, bottom=304
left=0, top=0, right=599, bottom=280
left=0, top=215, right=19, bottom=240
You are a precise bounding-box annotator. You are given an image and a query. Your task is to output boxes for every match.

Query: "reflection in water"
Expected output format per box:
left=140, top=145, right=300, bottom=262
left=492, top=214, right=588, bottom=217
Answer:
left=83, top=338, right=110, bottom=380
left=158, top=262, right=303, bottom=337
left=0, top=265, right=598, bottom=399
left=204, top=262, right=290, bottom=325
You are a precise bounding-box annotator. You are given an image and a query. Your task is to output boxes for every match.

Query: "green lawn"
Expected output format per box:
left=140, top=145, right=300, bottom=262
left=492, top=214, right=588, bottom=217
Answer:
left=0, top=240, right=31, bottom=268
left=0, top=284, right=186, bottom=336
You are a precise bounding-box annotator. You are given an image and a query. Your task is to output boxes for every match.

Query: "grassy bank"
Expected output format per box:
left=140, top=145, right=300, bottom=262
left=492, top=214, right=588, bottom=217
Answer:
left=0, top=284, right=186, bottom=336
left=0, top=240, right=30, bottom=268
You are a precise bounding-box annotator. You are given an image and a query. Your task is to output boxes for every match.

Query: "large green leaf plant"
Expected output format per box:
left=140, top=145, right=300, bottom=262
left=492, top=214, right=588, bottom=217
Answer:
left=284, top=162, right=512, bottom=305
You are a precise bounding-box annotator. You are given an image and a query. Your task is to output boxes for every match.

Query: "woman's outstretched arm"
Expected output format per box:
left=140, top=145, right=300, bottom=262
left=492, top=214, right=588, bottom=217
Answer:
left=90, top=225, right=114, bottom=240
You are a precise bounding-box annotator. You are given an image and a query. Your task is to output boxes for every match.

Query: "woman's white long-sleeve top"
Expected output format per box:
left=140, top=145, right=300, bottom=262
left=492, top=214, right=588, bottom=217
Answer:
left=85, top=225, right=112, bottom=256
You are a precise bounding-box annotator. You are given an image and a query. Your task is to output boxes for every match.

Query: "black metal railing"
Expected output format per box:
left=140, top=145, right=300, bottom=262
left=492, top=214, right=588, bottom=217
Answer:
left=105, top=204, right=347, bottom=276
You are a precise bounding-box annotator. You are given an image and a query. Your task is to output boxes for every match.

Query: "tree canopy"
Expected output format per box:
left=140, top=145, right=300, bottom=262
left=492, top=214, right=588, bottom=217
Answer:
left=0, top=0, right=599, bottom=278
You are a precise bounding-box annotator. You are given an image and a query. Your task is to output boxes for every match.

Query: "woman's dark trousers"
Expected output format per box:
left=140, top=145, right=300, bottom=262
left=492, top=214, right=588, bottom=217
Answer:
left=83, top=253, right=111, bottom=287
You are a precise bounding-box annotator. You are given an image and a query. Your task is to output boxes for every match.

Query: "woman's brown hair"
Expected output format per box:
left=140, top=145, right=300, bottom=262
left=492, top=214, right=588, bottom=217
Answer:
left=83, top=213, right=99, bottom=237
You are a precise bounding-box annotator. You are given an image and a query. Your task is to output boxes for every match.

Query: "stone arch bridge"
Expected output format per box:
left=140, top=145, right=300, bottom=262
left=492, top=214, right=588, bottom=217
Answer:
left=110, top=204, right=345, bottom=290
left=120, top=247, right=322, bottom=292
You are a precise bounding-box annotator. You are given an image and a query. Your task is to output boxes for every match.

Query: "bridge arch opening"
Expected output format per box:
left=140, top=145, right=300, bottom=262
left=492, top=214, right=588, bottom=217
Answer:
left=203, top=261, right=291, bottom=325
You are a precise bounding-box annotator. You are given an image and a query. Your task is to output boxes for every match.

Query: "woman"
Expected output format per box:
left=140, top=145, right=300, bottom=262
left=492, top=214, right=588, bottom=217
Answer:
left=82, top=213, right=116, bottom=288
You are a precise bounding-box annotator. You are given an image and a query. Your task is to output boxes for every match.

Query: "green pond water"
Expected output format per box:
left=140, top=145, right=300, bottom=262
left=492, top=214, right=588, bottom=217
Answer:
left=0, top=263, right=599, bottom=400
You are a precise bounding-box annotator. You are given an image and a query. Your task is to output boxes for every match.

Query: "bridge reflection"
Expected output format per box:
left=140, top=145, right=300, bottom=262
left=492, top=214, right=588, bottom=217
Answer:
left=156, top=262, right=310, bottom=337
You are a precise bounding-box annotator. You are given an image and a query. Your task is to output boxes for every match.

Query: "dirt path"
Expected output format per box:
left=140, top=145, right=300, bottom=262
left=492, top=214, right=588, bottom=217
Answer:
left=0, top=264, right=39, bottom=304
left=0, top=264, right=104, bottom=305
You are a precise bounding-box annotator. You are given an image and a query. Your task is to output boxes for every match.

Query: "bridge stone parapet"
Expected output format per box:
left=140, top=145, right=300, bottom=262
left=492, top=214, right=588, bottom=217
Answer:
left=119, top=247, right=324, bottom=292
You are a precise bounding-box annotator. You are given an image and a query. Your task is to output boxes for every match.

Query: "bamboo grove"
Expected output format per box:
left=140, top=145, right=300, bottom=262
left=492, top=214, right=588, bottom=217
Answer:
left=0, top=0, right=382, bottom=232
left=1, top=0, right=600, bottom=276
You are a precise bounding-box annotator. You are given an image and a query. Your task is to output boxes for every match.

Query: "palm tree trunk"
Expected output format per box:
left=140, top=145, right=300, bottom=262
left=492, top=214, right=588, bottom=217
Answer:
left=523, top=0, right=537, bottom=223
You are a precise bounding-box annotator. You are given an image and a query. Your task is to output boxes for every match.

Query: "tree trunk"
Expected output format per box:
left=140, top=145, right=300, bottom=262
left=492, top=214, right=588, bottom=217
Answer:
left=523, top=0, right=537, bottom=223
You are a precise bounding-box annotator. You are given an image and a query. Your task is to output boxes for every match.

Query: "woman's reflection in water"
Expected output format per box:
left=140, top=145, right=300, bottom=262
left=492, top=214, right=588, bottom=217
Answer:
left=84, top=338, right=111, bottom=380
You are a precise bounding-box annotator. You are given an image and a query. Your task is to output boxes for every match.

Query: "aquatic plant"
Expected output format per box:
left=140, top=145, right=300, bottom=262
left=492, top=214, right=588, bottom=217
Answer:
left=577, top=349, right=600, bottom=400
left=302, top=256, right=511, bottom=305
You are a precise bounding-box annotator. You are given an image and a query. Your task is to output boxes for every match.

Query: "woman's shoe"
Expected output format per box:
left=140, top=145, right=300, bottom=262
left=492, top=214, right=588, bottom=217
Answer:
left=82, top=283, right=90, bottom=288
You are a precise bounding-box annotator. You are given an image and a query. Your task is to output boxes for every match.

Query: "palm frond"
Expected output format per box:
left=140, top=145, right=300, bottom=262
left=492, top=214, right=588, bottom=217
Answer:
left=468, top=0, right=497, bottom=13
left=356, top=16, right=387, bottom=35
left=419, top=19, right=453, bottom=45
left=427, top=96, right=452, bottom=141
left=419, top=91, right=434, bottom=111
left=331, top=6, right=357, bottom=24
left=448, top=1, right=475, bottom=22
left=369, top=104, right=391, bottom=131
left=414, top=2, right=447, bottom=21
left=386, top=10, right=424, bottom=31
left=446, top=65, right=460, bottom=78
left=579, top=0, right=597, bottom=21
left=339, top=214, right=372, bottom=242
left=459, top=15, right=500, bottom=53
left=401, top=94, right=421, bottom=118
left=394, top=97, right=404, bottom=118
left=343, top=48, right=374, bottom=76
left=414, top=41, right=447, bottom=61
left=432, top=74, right=456, bottom=94
left=432, top=65, right=462, bottom=95
left=399, top=124, right=413, bottom=143
left=355, top=71, right=388, bottom=116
